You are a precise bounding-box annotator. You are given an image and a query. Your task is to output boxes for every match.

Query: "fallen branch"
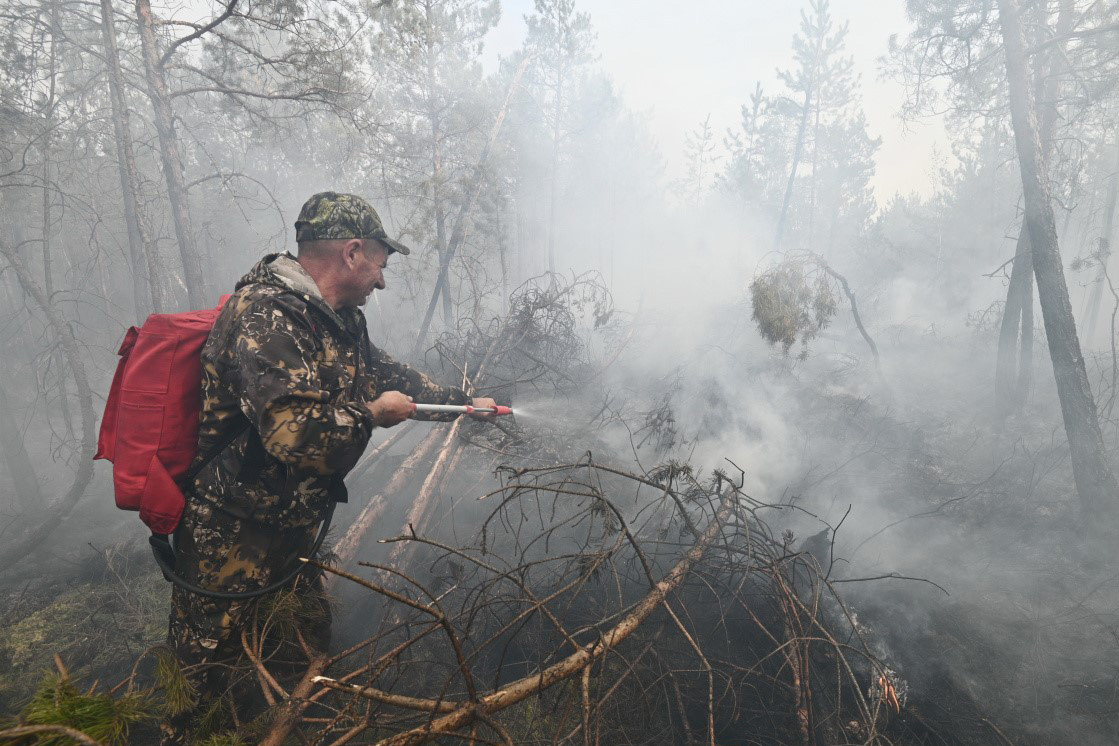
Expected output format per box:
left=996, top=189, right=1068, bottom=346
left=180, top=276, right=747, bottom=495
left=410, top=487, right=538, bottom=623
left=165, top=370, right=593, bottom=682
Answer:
left=812, top=253, right=882, bottom=373
left=366, top=483, right=736, bottom=746
left=0, top=724, right=106, bottom=746
left=312, top=676, right=458, bottom=713
left=331, top=424, right=448, bottom=574
left=347, top=420, right=416, bottom=482
left=257, top=654, right=328, bottom=746
left=383, top=432, right=465, bottom=571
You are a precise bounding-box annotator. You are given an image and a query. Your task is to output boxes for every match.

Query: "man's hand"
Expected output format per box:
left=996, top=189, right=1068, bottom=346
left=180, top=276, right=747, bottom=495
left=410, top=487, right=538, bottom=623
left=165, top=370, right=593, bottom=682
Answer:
left=470, top=397, right=498, bottom=419
left=367, top=391, right=414, bottom=427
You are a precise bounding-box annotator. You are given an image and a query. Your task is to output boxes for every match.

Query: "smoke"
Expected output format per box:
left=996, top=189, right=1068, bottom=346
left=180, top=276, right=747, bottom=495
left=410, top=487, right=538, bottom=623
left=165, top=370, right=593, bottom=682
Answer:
left=3, top=1, right=1119, bottom=744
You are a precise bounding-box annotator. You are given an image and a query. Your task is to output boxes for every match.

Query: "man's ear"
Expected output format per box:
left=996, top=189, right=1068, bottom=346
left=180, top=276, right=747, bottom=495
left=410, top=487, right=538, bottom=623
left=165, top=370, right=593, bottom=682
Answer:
left=341, top=239, right=363, bottom=268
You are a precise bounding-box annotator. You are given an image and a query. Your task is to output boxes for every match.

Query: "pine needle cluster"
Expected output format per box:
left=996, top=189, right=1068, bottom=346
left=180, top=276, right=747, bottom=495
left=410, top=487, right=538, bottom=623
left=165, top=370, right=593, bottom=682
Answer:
left=151, top=646, right=196, bottom=717
left=256, top=584, right=329, bottom=642
left=750, top=261, right=837, bottom=357
left=11, top=674, right=155, bottom=746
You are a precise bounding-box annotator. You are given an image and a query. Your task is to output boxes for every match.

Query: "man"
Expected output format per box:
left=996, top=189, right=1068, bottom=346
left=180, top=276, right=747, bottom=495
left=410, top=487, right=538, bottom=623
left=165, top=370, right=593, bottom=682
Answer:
left=160, top=192, right=495, bottom=744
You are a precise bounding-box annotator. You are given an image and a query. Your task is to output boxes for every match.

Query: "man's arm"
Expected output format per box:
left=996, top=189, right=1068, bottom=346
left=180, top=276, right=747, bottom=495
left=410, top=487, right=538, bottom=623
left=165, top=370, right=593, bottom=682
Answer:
left=235, top=299, right=375, bottom=474
left=363, top=344, right=501, bottom=421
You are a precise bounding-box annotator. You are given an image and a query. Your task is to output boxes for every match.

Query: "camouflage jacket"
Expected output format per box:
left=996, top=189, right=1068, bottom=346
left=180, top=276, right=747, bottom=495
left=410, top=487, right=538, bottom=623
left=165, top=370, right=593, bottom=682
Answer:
left=190, top=253, right=468, bottom=528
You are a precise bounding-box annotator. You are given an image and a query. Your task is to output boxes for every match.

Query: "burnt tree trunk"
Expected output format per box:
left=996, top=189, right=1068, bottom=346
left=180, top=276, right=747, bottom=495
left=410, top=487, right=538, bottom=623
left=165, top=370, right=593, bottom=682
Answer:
left=997, top=231, right=1034, bottom=413
left=136, top=0, right=207, bottom=308
left=998, top=0, right=1119, bottom=511
left=100, top=0, right=162, bottom=318
left=995, top=0, right=1071, bottom=414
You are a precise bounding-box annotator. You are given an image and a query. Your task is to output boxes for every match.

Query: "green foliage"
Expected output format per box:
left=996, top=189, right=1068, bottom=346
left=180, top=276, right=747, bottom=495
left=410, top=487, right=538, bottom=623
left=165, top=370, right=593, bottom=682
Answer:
left=14, top=675, right=155, bottom=746
left=648, top=460, right=694, bottom=486
left=750, top=262, right=837, bottom=356
left=724, top=0, right=878, bottom=248
left=151, top=647, right=196, bottom=717
left=193, top=732, right=251, bottom=746
left=191, top=695, right=235, bottom=743
left=256, top=584, right=329, bottom=643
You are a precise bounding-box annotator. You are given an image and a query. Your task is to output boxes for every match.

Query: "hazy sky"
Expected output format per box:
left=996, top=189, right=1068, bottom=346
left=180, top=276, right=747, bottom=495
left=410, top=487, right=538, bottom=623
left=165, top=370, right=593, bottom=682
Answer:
left=487, top=0, right=950, bottom=206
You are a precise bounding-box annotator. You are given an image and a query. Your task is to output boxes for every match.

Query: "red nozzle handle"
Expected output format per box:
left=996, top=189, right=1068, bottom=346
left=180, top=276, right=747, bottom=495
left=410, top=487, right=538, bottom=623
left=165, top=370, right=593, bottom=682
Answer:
left=468, top=405, right=513, bottom=416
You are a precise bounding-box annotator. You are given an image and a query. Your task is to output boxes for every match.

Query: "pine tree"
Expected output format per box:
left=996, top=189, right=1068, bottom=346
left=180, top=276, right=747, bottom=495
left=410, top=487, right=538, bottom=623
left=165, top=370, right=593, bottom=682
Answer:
left=370, top=0, right=500, bottom=325
left=725, top=0, right=878, bottom=254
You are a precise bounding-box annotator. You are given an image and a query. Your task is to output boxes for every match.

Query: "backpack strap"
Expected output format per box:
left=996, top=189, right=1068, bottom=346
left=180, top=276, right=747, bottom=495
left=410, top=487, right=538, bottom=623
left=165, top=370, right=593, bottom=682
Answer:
left=184, top=418, right=250, bottom=484
left=179, top=285, right=299, bottom=490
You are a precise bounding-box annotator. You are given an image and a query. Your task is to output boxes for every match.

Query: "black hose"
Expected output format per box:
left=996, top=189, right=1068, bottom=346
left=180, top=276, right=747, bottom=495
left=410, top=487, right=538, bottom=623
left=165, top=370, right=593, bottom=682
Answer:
left=149, top=502, right=335, bottom=601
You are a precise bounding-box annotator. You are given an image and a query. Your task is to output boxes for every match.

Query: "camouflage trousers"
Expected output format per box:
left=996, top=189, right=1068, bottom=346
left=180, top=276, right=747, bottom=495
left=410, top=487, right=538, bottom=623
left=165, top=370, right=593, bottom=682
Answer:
left=159, top=498, right=331, bottom=746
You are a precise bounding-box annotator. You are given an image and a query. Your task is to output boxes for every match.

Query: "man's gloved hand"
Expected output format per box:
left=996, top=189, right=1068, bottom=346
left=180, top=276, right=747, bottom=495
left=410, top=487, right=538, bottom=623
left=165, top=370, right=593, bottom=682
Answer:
left=470, top=397, right=498, bottom=419
left=367, top=390, right=414, bottom=427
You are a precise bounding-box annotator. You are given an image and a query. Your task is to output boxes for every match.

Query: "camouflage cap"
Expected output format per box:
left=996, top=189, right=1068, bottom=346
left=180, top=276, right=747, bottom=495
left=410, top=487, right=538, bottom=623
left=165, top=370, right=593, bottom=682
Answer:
left=294, top=191, right=411, bottom=255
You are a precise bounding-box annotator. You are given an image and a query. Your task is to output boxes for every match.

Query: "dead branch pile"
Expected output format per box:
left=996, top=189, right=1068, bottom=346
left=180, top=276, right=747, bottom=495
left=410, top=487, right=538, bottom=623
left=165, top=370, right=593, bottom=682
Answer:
left=427, top=272, right=614, bottom=405
left=224, top=460, right=925, bottom=746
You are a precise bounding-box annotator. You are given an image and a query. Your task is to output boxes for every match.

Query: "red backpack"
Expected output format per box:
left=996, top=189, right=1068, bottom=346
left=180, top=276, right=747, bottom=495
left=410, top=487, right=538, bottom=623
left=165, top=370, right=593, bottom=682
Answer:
left=96, top=293, right=332, bottom=600
left=94, top=298, right=228, bottom=535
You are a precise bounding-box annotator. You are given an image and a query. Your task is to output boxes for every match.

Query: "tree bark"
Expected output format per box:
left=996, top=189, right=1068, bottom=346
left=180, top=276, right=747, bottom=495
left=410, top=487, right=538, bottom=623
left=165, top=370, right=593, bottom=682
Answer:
left=996, top=229, right=1033, bottom=412
left=331, top=425, right=447, bottom=575
left=136, top=0, right=207, bottom=308
left=42, top=0, right=59, bottom=302
left=430, top=116, right=453, bottom=324
left=998, top=0, right=1119, bottom=511
left=100, top=0, right=162, bottom=318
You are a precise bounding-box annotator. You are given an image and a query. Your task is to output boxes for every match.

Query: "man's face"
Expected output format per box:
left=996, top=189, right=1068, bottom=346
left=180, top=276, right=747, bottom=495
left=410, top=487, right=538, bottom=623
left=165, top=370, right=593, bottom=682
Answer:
left=344, top=239, right=388, bottom=307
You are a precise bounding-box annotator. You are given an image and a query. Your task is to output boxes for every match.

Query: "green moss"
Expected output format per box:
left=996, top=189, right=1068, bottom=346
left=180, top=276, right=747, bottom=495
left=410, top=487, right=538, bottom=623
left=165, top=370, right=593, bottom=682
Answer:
left=0, top=558, right=170, bottom=711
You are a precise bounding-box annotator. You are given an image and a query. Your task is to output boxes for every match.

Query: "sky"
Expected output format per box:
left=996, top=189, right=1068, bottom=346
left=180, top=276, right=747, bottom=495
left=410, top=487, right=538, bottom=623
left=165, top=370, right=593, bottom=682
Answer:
left=486, top=0, right=950, bottom=207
